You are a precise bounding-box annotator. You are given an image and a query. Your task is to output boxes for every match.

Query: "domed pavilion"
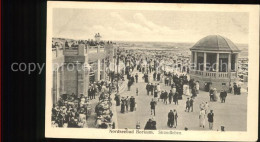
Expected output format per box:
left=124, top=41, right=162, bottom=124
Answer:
left=189, top=35, right=241, bottom=91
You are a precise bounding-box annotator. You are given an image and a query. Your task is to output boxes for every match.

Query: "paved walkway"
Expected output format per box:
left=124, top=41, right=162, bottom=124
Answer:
left=116, top=69, right=247, bottom=131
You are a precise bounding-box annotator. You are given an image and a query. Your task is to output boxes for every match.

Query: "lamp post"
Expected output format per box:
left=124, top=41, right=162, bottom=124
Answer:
left=116, top=47, right=120, bottom=93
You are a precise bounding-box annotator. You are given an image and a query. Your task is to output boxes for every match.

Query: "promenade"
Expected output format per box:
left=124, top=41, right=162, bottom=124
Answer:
left=115, top=69, right=247, bottom=131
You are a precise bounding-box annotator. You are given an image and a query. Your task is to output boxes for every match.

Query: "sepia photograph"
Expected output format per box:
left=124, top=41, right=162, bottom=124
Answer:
left=45, top=2, right=259, bottom=141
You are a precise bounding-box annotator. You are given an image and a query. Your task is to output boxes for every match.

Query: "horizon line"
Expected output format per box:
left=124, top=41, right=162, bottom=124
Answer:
left=52, top=37, right=249, bottom=45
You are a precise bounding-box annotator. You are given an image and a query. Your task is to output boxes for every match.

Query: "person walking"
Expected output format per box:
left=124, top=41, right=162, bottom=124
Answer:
left=207, top=110, right=214, bottom=130
left=173, top=109, right=178, bottom=128
left=213, top=88, right=218, bottom=101
left=154, top=89, right=158, bottom=101
left=233, top=83, right=238, bottom=95
left=209, top=88, right=214, bottom=101
left=169, top=90, right=173, bottom=104
left=125, top=96, right=130, bottom=112
left=130, top=96, right=135, bottom=112
left=163, top=90, right=168, bottom=104
left=167, top=110, right=174, bottom=128
left=190, top=97, right=194, bottom=112
left=199, top=109, right=206, bottom=128
left=135, top=73, right=139, bottom=83
left=153, top=72, right=157, bottom=81
left=150, top=99, right=156, bottom=116
left=114, top=94, right=120, bottom=106
left=185, top=98, right=190, bottom=112
left=127, top=80, right=132, bottom=91
left=146, top=83, right=150, bottom=95
left=195, top=81, right=200, bottom=95
left=150, top=83, right=154, bottom=96
left=120, top=97, right=125, bottom=113
left=173, top=92, right=179, bottom=105
left=220, top=89, right=227, bottom=103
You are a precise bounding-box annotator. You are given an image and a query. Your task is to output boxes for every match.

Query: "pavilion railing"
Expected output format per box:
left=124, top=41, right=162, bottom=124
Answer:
left=191, top=70, right=237, bottom=78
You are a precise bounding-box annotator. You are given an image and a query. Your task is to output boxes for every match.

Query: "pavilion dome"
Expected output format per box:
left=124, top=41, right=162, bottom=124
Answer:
left=190, top=35, right=240, bottom=52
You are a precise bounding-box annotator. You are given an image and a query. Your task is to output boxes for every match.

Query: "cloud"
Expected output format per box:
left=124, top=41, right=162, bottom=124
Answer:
left=53, top=10, right=248, bottom=43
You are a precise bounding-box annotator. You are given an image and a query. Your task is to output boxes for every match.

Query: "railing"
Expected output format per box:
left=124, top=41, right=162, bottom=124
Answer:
left=191, top=70, right=237, bottom=78
left=52, top=45, right=106, bottom=58
left=195, top=70, right=204, bottom=76
left=218, top=72, right=228, bottom=78
left=205, top=72, right=216, bottom=77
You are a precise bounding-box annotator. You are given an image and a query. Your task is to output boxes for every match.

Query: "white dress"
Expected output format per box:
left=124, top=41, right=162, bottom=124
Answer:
left=199, top=110, right=206, bottom=127
left=196, top=83, right=200, bottom=91
left=157, top=85, right=161, bottom=93
left=183, top=84, right=190, bottom=96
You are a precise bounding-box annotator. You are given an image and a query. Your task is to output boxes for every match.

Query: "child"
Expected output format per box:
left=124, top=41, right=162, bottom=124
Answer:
left=136, top=88, right=139, bottom=96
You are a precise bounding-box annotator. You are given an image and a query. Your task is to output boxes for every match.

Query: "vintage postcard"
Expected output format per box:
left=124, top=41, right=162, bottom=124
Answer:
left=45, top=2, right=259, bottom=141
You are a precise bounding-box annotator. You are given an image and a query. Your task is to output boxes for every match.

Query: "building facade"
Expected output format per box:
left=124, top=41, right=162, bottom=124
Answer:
left=51, top=37, right=115, bottom=105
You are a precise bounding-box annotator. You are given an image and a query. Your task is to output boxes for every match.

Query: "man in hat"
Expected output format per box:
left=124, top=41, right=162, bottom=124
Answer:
left=168, top=110, right=174, bottom=127
left=150, top=98, right=156, bottom=116
left=185, top=98, right=190, bottom=112
left=135, top=73, right=138, bottom=83
left=130, top=96, right=135, bottom=112
left=190, top=97, right=194, bottom=112
left=169, top=90, right=173, bottom=104
left=153, top=72, right=157, bottom=81
left=220, top=89, right=227, bottom=103
left=150, top=83, right=154, bottom=96
left=120, top=97, right=125, bottom=113
left=173, top=92, right=179, bottom=105
left=207, top=110, right=214, bottom=130
left=146, top=83, right=150, bottom=95
left=209, top=88, right=214, bottom=101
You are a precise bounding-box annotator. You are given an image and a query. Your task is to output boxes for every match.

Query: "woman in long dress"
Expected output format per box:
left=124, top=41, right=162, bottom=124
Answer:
left=199, top=109, right=206, bottom=128
left=196, top=81, right=200, bottom=94
left=157, top=83, right=161, bottom=95
left=213, top=88, right=218, bottom=101
left=183, top=84, right=190, bottom=96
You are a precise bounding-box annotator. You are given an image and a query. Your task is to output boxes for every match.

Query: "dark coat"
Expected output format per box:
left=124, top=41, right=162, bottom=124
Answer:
left=208, top=113, right=214, bottom=122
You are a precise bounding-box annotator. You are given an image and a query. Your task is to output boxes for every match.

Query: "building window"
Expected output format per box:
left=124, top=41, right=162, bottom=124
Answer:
left=222, top=83, right=226, bottom=86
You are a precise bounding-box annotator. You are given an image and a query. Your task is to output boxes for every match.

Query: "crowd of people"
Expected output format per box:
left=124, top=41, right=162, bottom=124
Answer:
left=51, top=93, right=91, bottom=128
left=115, top=49, right=244, bottom=131
left=51, top=79, right=119, bottom=129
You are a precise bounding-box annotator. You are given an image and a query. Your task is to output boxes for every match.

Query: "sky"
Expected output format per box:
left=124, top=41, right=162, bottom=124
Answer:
left=53, top=8, right=249, bottom=44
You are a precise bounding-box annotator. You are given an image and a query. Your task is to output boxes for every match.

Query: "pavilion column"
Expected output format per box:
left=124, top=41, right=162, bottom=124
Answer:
left=216, top=53, right=219, bottom=72
left=235, top=53, right=239, bottom=77
left=228, top=53, right=231, bottom=72
left=203, top=52, right=207, bottom=76
left=194, top=51, right=197, bottom=70
left=216, top=53, right=219, bottom=78
left=228, top=53, right=231, bottom=78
